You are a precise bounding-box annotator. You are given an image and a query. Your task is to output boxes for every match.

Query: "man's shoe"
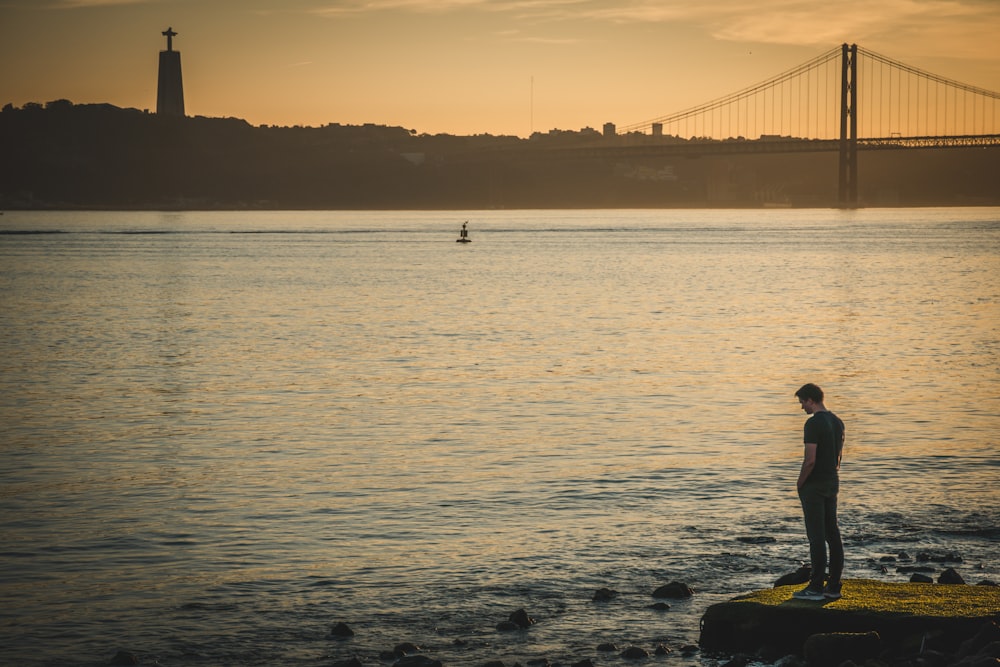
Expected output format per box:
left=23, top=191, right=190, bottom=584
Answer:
left=823, top=583, right=843, bottom=600
left=792, top=586, right=826, bottom=601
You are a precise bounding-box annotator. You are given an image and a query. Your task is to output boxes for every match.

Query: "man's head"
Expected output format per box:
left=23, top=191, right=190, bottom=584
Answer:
left=795, top=383, right=825, bottom=414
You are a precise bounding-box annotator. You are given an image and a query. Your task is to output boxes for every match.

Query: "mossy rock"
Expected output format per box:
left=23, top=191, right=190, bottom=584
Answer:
left=699, top=579, right=1000, bottom=657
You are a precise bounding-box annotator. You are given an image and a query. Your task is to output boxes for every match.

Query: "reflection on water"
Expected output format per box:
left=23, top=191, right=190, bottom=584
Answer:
left=1, top=208, right=998, bottom=666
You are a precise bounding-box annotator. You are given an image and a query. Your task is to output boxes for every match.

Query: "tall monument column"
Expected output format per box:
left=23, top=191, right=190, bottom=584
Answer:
left=156, top=27, right=185, bottom=117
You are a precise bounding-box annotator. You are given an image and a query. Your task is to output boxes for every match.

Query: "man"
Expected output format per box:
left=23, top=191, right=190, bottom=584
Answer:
left=792, top=383, right=845, bottom=601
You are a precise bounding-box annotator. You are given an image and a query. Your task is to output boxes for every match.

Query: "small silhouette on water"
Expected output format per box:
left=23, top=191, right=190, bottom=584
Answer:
left=457, top=221, right=471, bottom=243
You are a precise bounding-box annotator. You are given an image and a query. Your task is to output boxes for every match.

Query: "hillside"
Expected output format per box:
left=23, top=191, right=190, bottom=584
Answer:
left=2, top=101, right=998, bottom=209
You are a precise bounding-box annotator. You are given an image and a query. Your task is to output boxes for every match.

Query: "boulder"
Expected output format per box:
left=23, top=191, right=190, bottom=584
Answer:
left=802, top=631, right=881, bottom=667
left=109, top=652, right=138, bottom=666
left=508, top=608, right=535, bottom=628
left=621, top=646, right=650, bottom=659
left=331, top=659, right=363, bottom=667
left=722, top=656, right=750, bottom=667
left=700, top=579, right=1000, bottom=656
left=330, top=622, right=355, bottom=637
left=592, top=587, right=617, bottom=601
left=957, top=622, right=1000, bottom=659
left=941, top=568, right=967, bottom=584
left=393, top=642, right=422, bottom=656
left=653, top=581, right=693, bottom=598
left=392, top=657, right=441, bottom=667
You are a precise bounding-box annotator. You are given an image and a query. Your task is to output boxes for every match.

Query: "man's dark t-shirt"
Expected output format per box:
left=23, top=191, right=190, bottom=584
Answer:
left=803, top=411, right=845, bottom=483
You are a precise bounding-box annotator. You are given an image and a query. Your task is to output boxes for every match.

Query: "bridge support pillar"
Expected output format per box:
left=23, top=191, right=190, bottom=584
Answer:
left=839, top=43, right=858, bottom=207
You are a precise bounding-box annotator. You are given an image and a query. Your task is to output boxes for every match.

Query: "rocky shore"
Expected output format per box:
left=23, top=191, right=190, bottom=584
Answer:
left=105, top=576, right=999, bottom=667
left=320, top=578, right=998, bottom=667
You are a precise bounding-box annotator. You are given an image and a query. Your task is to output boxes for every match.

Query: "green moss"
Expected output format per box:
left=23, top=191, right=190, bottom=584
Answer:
left=734, top=579, right=1000, bottom=618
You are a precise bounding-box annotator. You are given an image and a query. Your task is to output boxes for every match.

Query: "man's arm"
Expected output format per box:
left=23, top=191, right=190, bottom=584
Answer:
left=797, top=442, right=817, bottom=489
left=837, top=420, right=845, bottom=470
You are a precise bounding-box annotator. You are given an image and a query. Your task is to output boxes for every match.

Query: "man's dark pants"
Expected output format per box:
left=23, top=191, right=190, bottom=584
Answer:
left=798, top=478, right=844, bottom=590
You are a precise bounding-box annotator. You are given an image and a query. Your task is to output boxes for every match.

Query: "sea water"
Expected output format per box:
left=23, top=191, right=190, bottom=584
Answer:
left=1, top=208, right=998, bottom=667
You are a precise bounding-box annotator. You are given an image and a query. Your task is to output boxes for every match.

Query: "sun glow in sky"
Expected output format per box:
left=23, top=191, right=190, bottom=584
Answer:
left=2, top=0, right=999, bottom=136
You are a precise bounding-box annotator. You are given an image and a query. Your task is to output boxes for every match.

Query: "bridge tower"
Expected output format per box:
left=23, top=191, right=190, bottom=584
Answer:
left=157, top=27, right=185, bottom=117
left=838, top=43, right=857, bottom=207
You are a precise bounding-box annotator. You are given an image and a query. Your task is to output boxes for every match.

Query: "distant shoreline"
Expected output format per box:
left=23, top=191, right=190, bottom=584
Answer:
left=4, top=102, right=1000, bottom=210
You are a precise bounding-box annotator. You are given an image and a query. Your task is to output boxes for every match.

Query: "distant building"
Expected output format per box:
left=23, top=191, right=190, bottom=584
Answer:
left=603, top=122, right=616, bottom=138
left=156, top=27, right=185, bottom=117
left=652, top=123, right=663, bottom=137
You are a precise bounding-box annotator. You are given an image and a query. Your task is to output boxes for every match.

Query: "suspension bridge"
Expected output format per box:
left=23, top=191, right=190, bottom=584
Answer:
left=583, top=44, right=1000, bottom=206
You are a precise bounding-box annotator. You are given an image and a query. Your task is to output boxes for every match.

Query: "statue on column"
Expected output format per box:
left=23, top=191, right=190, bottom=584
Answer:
left=162, top=27, right=177, bottom=52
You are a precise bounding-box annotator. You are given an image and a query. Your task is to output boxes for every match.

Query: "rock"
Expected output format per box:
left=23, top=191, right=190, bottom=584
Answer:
left=773, top=655, right=806, bottom=667
left=331, top=659, right=363, bottom=667
left=911, top=573, right=934, bottom=583
left=621, top=646, right=650, bottom=659
left=958, top=622, right=1000, bottom=659
left=481, top=662, right=506, bottom=667
left=570, top=660, right=595, bottom=667
left=654, top=643, right=673, bottom=655
left=331, top=622, right=355, bottom=637
left=109, top=652, right=139, bottom=666
left=738, top=536, right=777, bottom=544
left=648, top=602, right=671, bottom=611
left=977, top=581, right=999, bottom=587
left=700, top=579, right=1000, bottom=657
left=951, top=657, right=1000, bottom=667
left=775, top=565, right=812, bottom=587
left=596, top=642, right=618, bottom=652
left=496, top=621, right=520, bottom=632
left=722, top=655, right=750, bottom=667
left=653, top=581, right=693, bottom=598
left=393, top=657, right=442, bottom=667
left=394, top=642, right=422, bottom=656
left=977, top=641, right=1000, bottom=658
left=918, top=552, right=964, bottom=564
left=803, top=631, right=881, bottom=667
left=913, top=649, right=949, bottom=667
left=940, top=568, right=966, bottom=584
left=525, top=659, right=550, bottom=666
left=508, top=608, right=535, bottom=628
left=592, top=587, right=617, bottom=601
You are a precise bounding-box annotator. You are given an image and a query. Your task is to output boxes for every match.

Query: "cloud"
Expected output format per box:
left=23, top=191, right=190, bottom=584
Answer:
left=309, top=0, right=491, bottom=16
left=48, top=0, right=153, bottom=7
left=309, top=0, right=586, bottom=18
left=307, top=0, right=998, bottom=52
left=703, top=0, right=989, bottom=47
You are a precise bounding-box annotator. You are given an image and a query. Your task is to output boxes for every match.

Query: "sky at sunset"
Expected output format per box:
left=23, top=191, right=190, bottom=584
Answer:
left=2, top=0, right=999, bottom=137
